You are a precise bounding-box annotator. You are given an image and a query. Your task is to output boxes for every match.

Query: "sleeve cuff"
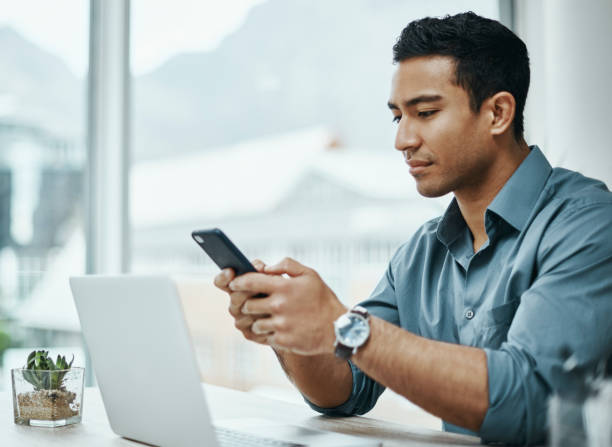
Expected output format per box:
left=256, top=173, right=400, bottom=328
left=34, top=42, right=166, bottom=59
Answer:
left=302, top=361, right=362, bottom=416
left=480, top=347, right=547, bottom=445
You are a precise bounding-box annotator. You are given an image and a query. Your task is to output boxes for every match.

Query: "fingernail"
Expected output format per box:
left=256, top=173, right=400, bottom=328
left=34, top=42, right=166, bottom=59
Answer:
left=228, top=281, right=235, bottom=290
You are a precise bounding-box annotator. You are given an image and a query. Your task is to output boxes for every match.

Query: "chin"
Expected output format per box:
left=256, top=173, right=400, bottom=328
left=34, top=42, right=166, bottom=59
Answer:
left=415, top=181, right=451, bottom=198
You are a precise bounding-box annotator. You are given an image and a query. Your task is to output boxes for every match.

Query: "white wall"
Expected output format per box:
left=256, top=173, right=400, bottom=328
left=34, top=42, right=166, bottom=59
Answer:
left=517, top=0, right=612, bottom=188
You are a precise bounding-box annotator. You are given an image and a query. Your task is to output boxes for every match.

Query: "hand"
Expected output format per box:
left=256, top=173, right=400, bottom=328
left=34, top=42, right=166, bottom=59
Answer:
left=228, top=257, right=347, bottom=356
left=213, top=259, right=271, bottom=345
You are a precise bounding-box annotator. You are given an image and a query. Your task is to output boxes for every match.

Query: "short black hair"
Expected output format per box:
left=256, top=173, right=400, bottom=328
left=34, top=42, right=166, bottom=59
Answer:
left=393, top=12, right=530, bottom=139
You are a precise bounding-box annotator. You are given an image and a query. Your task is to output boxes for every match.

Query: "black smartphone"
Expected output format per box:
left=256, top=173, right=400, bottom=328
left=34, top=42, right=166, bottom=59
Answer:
left=192, top=228, right=266, bottom=297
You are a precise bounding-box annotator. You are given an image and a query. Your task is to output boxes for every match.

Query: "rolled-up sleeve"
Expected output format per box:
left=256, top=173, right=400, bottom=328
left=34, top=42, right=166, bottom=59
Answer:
left=481, top=346, right=549, bottom=443
left=480, top=202, right=612, bottom=444
left=304, top=361, right=386, bottom=415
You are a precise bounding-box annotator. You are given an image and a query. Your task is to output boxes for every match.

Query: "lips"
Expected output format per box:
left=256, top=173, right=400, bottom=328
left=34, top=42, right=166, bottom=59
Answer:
left=406, top=159, right=433, bottom=175
left=407, top=159, right=431, bottom=167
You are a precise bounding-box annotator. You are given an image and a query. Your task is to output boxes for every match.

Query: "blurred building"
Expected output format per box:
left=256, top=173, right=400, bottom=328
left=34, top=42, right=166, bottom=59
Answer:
left=0, top=118, right=83, bottom=326
left=131, top=127, right=447, bottom=297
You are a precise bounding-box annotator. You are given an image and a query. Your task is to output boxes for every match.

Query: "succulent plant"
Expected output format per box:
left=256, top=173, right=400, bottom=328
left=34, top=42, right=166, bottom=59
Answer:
left=22, top=350, right=74, bottom=391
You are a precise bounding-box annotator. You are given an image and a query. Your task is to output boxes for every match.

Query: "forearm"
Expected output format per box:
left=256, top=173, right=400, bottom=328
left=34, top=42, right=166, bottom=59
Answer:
left=273, top=348, right=353, bottom=408
left=352, top=316, right=489, bottom=431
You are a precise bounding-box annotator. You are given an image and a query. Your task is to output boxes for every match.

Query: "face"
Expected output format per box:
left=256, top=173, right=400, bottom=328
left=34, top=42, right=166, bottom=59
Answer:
left=388, top=56, right=495, bottom=198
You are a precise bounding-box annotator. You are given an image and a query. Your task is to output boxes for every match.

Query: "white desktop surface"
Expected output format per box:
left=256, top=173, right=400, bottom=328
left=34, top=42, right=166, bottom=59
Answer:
left=0, top=384, right=481, bottom=446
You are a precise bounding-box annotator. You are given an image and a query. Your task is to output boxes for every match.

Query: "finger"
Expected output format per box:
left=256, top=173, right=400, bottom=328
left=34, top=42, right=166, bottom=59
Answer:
left=234, top=314, right=255, bottom=331
left=263, top=257, right=310, bottom=277
left=228, top=291, right=251, bottom=316
left=247, top=333, right=273, bottom=345
left=253, top=258, right=282, bottom=276
left=242, top=296, right=275, bottom=315
left=214, top=268, right=235, bottom=291
left=229, top=291, right=270, bottom=317
left=234, top=313, right=269, bottom=330
left=252, top=259, right=266, bottom=272
left=239, top=322, right=273, bottom=345
left=229, top=272, right=284, bottom=295
left=233, top=315, right=271, bottom=345
left=251, top=317, right=277, bottom=335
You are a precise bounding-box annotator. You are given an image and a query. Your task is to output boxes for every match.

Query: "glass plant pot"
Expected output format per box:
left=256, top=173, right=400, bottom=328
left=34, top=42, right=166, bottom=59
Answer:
left=11, top=367, right=84, bottom=427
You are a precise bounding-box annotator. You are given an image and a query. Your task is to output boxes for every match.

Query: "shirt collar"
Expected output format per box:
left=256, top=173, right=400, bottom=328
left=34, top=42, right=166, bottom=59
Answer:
left=436, top=145, right=552, bottom=247
left=436, top=198, right=466, bottom=248
left=488, top=145, right=552, bottom=231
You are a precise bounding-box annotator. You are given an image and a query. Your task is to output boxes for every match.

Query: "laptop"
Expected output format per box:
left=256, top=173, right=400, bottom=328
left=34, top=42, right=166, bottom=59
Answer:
left=70, top=275, right=380, bottom=447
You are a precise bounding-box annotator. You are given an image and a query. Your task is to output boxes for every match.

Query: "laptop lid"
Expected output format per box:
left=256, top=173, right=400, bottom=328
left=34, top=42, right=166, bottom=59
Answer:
left=70, top=275, right=217, bottom=447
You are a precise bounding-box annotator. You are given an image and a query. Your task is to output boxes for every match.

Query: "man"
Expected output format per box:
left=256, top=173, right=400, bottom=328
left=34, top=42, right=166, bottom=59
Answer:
left=214, top=12, right=612, bottom=445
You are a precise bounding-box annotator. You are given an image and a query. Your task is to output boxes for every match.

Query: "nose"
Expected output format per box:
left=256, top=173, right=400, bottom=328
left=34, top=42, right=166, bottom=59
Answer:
left=394, top=117, right=422, bottom=156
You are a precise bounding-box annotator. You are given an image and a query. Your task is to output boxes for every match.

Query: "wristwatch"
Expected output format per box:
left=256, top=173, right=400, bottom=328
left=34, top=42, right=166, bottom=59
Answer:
left=333, top=306, right=371, bottom=359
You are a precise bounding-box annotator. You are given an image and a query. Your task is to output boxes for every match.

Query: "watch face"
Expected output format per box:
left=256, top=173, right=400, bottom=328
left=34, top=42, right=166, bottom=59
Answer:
left=335, top=313, right=370, bottom=348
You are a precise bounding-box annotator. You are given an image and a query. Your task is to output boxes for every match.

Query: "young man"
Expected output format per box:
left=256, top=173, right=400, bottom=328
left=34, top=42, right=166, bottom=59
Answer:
left=214, top=12, right=612, bottom=445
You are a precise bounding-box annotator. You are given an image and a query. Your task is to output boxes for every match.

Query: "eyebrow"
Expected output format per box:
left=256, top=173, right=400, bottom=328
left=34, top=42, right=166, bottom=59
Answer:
left=387, top=94, right=443, bottom=110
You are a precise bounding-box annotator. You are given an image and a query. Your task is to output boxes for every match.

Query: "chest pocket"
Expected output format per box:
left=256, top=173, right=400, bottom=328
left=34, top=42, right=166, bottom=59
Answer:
left=477, top=298, right=520, bottom=349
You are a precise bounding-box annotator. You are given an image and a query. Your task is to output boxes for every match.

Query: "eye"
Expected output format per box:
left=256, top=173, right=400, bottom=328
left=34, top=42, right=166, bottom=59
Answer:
left=392, top=115, right=401, bottom=124
left=418, top=110, right=438, bottom=118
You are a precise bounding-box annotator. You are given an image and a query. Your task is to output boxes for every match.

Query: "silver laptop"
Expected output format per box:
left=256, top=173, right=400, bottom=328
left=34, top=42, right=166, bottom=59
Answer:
left=70, top=275, right=380, bottom=447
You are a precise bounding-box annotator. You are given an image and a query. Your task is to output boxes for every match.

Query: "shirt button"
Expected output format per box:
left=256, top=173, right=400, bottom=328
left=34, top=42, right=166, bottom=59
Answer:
left=465, top=309, right=475, bottom=320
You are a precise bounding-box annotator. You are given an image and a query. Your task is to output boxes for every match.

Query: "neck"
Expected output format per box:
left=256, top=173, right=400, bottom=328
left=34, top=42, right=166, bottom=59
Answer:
left=455, top=139, right=530, bottom=252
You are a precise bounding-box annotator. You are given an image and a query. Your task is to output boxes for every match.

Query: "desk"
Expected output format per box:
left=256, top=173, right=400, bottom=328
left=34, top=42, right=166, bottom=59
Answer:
left=0, top=385, right=480, bottom=446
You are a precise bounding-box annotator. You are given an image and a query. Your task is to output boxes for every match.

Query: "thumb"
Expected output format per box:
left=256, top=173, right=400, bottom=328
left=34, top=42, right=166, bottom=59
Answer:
left=264, top=257, right=310, bottom=277
left=252, top=259, right=266, bottom=272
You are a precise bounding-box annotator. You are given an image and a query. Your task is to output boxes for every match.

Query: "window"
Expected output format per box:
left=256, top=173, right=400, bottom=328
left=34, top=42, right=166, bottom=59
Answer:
left=0, top=1, right=89, bottom=389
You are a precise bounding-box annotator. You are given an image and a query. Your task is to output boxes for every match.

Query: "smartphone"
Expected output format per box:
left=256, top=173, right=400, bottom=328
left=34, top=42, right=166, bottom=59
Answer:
left=191, top=228, right=266, bottom=297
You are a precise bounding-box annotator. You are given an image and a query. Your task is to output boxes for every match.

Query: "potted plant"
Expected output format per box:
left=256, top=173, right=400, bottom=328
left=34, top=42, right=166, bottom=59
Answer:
left=11, top=350, right=84, bottom=427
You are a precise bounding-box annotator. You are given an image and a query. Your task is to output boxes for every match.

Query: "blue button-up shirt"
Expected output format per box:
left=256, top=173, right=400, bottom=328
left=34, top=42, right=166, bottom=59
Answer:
left=307, top=147, right=612, bottom=444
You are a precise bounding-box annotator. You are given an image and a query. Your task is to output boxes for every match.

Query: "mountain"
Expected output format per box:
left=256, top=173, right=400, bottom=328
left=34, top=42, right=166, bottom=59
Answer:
left=133, top=0, right=439, bottom=159
left=0, top=27, right=84, bottom=139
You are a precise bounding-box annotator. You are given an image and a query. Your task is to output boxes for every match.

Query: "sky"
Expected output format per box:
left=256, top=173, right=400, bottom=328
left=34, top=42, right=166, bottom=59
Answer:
left=0, top=0, right=265, bottom=77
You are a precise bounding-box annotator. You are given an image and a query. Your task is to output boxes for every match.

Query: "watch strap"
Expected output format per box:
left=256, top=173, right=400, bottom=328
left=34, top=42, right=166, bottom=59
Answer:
left=334, top=342, right=354, bottom=360
left=351, top=305, right=369, bottom=319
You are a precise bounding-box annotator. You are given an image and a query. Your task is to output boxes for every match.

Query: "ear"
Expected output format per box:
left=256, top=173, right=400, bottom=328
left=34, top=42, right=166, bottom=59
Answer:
left=485, top=91, right=516, bottom=136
